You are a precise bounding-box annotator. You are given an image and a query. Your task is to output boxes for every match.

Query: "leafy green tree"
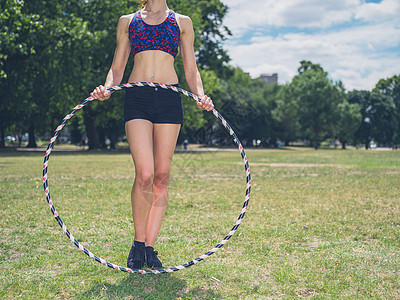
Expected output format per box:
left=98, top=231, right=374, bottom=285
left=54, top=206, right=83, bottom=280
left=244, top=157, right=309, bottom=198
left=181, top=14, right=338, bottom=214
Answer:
left=74, top=0, right=129, bottom=149
left=349, top=90, right=397, bottom=148
left=373, top=75, right=400, bottom=145
left=368, top=93, right=397, bottom=147
left=197, top=67, right=280, bottom=147
left=0, top=0, right=41, bottom=147
left=297, top=60, right=325, bottom=75
left=335, top=99, right=361, bottom=149
left=289, top=61, right=341, bottom=149
left=218, top=68, right=256, bottom=141
left=272, top=83, right=300, bottom=146
left=348, top=90, right=370, bottom=148
left=250, top=78, right=281, bottom=146
left=330, top=81, right=361, bottom=149
left=193, top=0, right=231, bottom=78
left=1, top=0, right=97, bottom=147
left=0, top=0, right=41, bottom=79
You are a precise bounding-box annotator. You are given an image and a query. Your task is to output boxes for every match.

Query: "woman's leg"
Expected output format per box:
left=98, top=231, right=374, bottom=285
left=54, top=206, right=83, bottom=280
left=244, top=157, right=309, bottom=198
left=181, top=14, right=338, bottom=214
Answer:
left=145, top=123, right=181, bottom=247
left=125, top=119, right=155, bottom=243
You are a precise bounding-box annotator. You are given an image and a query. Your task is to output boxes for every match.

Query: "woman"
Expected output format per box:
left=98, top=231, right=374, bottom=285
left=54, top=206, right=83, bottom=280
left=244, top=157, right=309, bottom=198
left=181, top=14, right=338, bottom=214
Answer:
left=90, top=0, right=214, bottom=269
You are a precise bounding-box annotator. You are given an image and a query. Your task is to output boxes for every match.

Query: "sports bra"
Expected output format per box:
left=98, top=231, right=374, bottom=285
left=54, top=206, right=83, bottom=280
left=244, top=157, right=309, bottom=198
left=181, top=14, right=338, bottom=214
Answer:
left=128, top=10, right=180, bottom=58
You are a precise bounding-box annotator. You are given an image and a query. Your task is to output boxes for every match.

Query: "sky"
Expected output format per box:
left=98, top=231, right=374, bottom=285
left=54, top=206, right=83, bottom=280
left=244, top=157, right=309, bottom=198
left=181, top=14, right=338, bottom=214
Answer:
left=221, top=0, right=400, bottom=91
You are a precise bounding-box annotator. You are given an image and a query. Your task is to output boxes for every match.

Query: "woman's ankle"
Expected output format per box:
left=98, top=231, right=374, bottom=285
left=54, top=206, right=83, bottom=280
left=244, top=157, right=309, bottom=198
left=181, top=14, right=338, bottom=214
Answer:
left=134, top=240, right=145, bottom=248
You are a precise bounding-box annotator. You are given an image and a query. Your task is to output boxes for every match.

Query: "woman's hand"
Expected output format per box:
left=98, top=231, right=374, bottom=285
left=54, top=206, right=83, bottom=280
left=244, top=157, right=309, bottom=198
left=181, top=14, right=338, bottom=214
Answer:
left=196, top=95, right=214, bottom=111
left=90, top=85, right=111, bottom=101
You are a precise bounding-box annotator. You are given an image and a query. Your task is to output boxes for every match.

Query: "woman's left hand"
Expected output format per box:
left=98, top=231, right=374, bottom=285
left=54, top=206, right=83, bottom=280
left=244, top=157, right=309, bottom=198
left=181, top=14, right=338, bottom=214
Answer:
left=196, top=95, right=214, bottom=111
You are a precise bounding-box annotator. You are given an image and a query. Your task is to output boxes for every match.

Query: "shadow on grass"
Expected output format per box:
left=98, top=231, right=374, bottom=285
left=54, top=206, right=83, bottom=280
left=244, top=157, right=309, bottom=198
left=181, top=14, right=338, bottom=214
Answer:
left=82, top=273, right=221, bottom=299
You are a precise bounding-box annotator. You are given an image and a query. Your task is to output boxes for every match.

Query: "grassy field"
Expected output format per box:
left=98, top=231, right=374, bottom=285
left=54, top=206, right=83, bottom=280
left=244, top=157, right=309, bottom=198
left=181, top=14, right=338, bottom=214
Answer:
left=0, top=147, right=399, bottom=299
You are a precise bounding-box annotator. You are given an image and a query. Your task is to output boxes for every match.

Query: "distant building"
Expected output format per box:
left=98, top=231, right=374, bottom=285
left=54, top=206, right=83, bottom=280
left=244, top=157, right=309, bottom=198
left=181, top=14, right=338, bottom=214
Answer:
left=259, top=73, right=278, bottom=85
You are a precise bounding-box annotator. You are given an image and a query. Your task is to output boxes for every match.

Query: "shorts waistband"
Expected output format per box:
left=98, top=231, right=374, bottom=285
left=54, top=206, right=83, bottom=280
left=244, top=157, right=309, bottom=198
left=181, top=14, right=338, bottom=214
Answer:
left=125, top=83, right=179, bottom=93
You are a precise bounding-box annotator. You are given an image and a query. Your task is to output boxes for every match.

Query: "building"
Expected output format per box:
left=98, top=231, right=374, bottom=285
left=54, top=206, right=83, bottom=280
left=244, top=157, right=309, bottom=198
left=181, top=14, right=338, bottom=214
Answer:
left=259, top=73, right=278, bottom=85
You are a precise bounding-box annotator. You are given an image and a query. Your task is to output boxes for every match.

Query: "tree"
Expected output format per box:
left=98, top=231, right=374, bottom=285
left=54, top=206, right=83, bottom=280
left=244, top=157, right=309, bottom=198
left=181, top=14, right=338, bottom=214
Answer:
left=373, top=75, right=400, bottom=145
left=272, top=83, right=300, bottom=146
left=194, top=0, right=232, bottom=78
left=297, top=60, right=325, bottom=75
left=289, top=62, right=341, bottom=149
left=349, top=90, right=397, bottom=148
left=0, top=0, right=41, bottom=79
left=1, top=0, right=97, bottom=148
left=335, top=99, right=361, bottom=149
left=199, top=67, right=280, bottom=147
left=368, top=93, right=397, bottom=147
left=0, top=0, right=41, bottom=147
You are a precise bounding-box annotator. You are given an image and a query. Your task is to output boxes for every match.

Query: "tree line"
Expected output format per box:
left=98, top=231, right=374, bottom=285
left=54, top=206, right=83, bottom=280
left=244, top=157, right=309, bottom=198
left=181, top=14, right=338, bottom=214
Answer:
left=1, top=0, right=399, bottom=150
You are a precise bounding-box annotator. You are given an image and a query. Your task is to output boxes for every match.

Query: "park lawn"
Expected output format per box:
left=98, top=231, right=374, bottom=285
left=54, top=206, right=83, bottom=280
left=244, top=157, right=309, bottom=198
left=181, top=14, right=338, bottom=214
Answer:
left=0, top=147, right=399, bottom=299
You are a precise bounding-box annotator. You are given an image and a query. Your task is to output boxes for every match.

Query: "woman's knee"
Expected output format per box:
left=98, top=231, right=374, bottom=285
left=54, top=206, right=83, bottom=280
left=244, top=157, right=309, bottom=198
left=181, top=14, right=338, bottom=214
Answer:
left=153, top=170, right=170, bottom=190
left=135, top=169, right=154, bottom=189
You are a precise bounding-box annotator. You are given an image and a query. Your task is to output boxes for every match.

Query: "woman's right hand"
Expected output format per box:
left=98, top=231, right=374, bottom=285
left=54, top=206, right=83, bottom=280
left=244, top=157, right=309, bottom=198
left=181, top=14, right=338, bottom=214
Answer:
left=90, top=85, right=111, bottom=101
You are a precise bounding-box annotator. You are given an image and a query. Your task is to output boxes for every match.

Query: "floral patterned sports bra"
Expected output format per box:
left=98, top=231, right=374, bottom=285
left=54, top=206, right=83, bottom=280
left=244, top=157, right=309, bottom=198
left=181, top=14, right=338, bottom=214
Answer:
left=128, top=10, right=181, bottom=58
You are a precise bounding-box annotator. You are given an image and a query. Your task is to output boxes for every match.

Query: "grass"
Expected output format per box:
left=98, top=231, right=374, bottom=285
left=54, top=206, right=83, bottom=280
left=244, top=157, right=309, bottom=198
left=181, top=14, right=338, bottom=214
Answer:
left=0, top=147, right=399, bottom=299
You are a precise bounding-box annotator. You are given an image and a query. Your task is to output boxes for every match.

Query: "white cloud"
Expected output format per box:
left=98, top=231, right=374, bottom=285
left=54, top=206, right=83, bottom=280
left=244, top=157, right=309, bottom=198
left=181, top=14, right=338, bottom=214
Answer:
left=355, top=0, right=400, bottom=23
left=222, top=0, right=400, bottom=90
left=224, top=0, right=360, bottom=35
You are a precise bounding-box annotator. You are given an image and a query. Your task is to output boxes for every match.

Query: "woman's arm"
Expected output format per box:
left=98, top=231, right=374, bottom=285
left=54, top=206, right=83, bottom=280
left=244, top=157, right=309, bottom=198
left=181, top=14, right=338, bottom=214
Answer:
left=179, top=15, right=214, bottom=111
left=91, top=15, right=132, bottom=101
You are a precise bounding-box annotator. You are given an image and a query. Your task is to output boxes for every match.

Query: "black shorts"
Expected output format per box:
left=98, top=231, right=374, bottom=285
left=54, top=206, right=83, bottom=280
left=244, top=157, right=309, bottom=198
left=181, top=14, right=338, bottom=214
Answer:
left=124, top=84, right=184, bottom=124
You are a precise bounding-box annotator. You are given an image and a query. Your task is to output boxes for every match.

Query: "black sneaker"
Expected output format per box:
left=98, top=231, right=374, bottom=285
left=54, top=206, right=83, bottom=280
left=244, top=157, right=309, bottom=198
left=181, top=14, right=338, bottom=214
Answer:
left=145, top=246, right=163, bottom=269
left=127, top=241, right=145, bottom=269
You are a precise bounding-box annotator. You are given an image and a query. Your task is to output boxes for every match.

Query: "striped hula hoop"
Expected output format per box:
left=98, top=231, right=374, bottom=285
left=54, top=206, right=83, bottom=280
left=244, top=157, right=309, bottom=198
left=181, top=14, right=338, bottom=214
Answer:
left=42, top=82, right=251, bottom=274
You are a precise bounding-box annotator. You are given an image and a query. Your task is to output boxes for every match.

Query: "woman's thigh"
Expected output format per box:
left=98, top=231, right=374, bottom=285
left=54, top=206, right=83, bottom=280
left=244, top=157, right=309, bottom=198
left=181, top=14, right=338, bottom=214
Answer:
left=125, top=119, right=155, bottom=175
left=153, top=124, right=181, bottom=178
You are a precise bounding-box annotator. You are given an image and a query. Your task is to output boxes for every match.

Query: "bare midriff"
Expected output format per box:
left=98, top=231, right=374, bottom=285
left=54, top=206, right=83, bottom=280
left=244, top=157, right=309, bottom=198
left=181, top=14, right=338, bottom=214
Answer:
left=128, top=50, right=178, bottom=85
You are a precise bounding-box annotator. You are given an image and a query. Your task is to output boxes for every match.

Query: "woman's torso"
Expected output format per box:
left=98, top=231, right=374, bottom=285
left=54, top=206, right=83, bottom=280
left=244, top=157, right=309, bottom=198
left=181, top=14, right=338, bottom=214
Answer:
left=127, top=9, right=181, bottom=84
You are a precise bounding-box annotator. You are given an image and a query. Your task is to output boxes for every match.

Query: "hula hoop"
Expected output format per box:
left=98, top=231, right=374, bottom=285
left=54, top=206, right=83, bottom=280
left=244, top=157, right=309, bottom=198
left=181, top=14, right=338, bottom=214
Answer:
left=42, top=82, right=251, bottom=274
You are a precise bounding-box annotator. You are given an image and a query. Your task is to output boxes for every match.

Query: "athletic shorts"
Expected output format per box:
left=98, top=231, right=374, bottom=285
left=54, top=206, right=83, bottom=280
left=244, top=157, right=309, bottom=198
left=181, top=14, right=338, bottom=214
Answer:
left=124, top=84, right=184, bottom=124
